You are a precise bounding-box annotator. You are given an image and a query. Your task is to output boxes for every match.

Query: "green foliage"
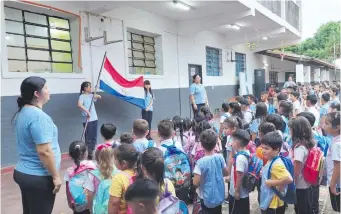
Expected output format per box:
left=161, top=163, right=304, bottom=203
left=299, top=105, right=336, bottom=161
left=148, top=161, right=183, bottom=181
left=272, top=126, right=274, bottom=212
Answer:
left=284, top=21, right=340, bottom=63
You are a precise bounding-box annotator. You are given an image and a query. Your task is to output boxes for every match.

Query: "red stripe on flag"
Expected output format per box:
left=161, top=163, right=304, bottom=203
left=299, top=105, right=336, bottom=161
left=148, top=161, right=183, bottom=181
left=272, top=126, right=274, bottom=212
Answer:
left=103, top=57, right=144, bottom=88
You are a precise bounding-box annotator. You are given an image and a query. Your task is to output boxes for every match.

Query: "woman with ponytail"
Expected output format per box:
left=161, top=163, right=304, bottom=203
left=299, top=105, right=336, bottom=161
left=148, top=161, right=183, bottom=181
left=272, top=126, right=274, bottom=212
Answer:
left=64, top=141, right=95, bottom=214
left=78, top=81, right=102, bottom=160
left=12, top=76, right=61, bottom=213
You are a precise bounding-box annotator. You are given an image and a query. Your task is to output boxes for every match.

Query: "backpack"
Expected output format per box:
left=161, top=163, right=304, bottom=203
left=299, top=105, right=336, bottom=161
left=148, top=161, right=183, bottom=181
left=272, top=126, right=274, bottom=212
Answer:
left=295, top=145, right=325, bottom=185
left=66, top=163, right=96, bottom=212
left=157, top=181, right=189, bottom=214
left=183, top=131, right=196, bottom=154
left=234, top=151, right=263, bottom=192
left=147, top=140, right=155, bottom=149
left=246, top=141, right=256, bottom=155
left=268, top=155, right=297, bottom=204
left=268, top=104, right=276, bottom=114
left=162, top=141, right=192, bottom=203
left=313, top=131, right=331, bottom=157
left=194, top=142, right=220, bottom=162
left=91, top=168, right=120, bottom=214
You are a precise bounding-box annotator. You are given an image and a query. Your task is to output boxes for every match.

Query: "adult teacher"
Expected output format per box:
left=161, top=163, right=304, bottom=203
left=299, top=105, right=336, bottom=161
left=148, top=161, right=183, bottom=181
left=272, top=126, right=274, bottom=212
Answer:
left=13, top=76, right=61, bottom=214
left=190, top=74, right=208, bottom=116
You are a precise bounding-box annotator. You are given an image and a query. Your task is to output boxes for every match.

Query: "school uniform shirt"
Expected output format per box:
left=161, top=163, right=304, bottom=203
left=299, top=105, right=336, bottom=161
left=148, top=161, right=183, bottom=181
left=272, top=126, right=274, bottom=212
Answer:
left=242, top=110, right=253, bottom=124
left=225, top=136, right=233, bottom=162
left=79, top=94, right=98, bottom=122
left=250, top=103, right=256, bottom=113
left=249, top=118, right=262, bottom=134
left=133, top=138, right=149, bottom=152
left=306, top=106, right=320, bottom=127
left=193, top=154, right=226, bottom=205
left=293, top=145, right=311, bottom=189
left=109, top=169, right=135, bottom=214
left=220, top=112, right=231, bottom=123
left=158, top=139, right=184, bottom=155
left=15, top=106, right=61, bottom=176
left=320, top=103, right=329, bottom=118
left=293, top=100, right=302, bottom=115
left=189, top=83, right=207, bottom=104
left=260, top=157, right=291, bottom=210
left=326, top=135, right=341, bottom=188
left=229, top=150, right=250, bottom=198
left=330, top=97, right=340, bottom=105
left=144, top=92, right=153, bottom=111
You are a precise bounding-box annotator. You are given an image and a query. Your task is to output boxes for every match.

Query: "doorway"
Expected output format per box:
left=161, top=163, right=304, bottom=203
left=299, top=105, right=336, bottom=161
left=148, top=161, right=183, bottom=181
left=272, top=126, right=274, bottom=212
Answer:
left=188, top=64, right=203, bottom=118
left=285, top=72, right=296, bottom=82
left=254, top=69, right=266, bottom=100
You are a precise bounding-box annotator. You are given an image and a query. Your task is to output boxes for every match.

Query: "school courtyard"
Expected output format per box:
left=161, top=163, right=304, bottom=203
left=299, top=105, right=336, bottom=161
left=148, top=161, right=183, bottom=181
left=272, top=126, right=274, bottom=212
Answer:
left=0, top=155, right=336, bottom=214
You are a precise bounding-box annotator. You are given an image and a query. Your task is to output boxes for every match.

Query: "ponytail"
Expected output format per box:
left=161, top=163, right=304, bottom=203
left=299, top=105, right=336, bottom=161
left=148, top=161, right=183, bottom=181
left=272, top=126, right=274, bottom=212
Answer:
left=80, top=81, right=91, bottom=96
left=69, top=141, right=87, bottom=172
left=140, top=148, right=165, bottom=188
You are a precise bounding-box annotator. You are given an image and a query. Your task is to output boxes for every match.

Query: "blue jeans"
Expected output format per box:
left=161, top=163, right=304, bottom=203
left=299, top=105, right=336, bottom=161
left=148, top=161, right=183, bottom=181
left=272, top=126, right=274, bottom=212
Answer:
left=83, top=120, right=98, bottom=158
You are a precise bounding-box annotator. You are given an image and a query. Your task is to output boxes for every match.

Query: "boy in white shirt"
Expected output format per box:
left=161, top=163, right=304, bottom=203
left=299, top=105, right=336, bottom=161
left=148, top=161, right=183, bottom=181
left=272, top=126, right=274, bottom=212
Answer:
left=157, top=120, right=184, bottom=155
left=290, top=91, right=302, bottom=117
left=305, top=95, right=320, bottom=127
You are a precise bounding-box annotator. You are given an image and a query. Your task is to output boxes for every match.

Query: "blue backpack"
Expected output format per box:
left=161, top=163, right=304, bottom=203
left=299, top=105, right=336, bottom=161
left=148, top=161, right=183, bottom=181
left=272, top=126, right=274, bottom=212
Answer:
left=91, top=168, right=120, bottom=214
left=268, top=104, right=276, bottom=114
left=234, top=151, right=263, bottom=192
left=66, top=163, right=95, bottom=212
left=157, top=181, right=189, bottom=214
left=267, top=156, right=297, bottom=204
left=162, top=141, right=191, bottom=203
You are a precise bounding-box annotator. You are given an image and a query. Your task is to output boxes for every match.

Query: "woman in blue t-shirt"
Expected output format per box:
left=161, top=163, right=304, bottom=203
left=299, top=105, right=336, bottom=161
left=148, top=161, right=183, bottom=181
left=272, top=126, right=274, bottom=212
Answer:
left=189, top=75, right=208, bottom=116
left=142, top=80, right=154, bottom=139
left=13, top=76, right=61, bottom=214
left=78, top=81, right=101, bottom=160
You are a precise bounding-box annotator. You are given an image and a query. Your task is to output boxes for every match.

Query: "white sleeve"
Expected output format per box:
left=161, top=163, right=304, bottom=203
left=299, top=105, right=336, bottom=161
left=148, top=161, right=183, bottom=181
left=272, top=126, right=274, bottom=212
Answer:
left=83, top=173, right=95, bottom=192
left=193, top=163, right=201, bottom=175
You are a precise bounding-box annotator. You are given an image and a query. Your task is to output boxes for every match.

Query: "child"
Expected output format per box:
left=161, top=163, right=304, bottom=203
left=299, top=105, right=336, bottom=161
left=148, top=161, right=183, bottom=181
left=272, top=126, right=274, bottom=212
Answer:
left=157, top=119, right=184, bottom=155
left=260, top=131, right=293, bottom=214
left=229, top=102, right=244, bottom=119
left=276, top=101, right=293, bottom=142
left=261, top=91, right=269, bottom=111
left=124, top=179, right=160, bottom=214
left=83, top=143, right=118, bottom=213
left=247, top=94, right=257, bottom=113
left=219, top=102, right=231, bottom=136
left=183, top=117, right=195, bottom=154
left=330, top=87, right=340, bottom=104
left=120, top=132, right=134, bottom=144
left=323, top=112, right=340, bottom=212
left=289, top=117, right=315, bottom=214
left=200, top=106, right=219, bottom=133
left=228, top=129, right=251, bottom=214
left=108, top=144, right=139, bottom=214
left=138, top=148, right=176, bottom=199
left=249, top=102, right=268, bottom=142
left=306, top=95, right=320, bottom=127
left=132, top=119, right=150, bottom=152
left=193, top=129, right=228, bottom=213
left=240, top=98, right=253, bottom=126
left=65, top=141, right=96, bottom=214
left=329, top=102, right=340, bottom=113
left=224, top=117, right=244, bottom=168
left=78, top=81, right=102, bottom=160
left=173, top=116, right=186, bottom=146
left=320, top=93, right=330, bottom=119
left=101, top=123, right=119, bottom=148
left=290, top=91, right=302, bottom=117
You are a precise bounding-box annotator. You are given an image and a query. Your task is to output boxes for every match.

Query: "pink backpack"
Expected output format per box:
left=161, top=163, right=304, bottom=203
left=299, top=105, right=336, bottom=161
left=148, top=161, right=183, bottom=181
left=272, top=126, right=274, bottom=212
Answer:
left=194, top=141, right=220, bottom=162
left=183, top=131, right=195, bottom=154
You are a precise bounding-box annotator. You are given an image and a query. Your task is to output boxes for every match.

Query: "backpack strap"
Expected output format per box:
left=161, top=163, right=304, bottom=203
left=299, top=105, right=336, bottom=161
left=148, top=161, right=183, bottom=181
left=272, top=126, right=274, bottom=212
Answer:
left=233, top=151, right=250, bottom=187
left=267, top=156, right=280, bottom=179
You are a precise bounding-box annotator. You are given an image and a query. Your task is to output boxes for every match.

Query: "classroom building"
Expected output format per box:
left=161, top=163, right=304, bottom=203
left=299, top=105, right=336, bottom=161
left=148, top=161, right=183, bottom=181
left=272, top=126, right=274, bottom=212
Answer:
left=1, top=0, right=302, bottom=166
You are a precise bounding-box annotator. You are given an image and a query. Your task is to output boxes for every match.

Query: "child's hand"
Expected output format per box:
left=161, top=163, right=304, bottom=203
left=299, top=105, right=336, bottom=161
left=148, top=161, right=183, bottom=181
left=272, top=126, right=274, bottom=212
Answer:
left=330, top=185, right=340, bottom=195
left=235, top=192, right=240, bottom=200
left=265, top=180, right=273, bottom=187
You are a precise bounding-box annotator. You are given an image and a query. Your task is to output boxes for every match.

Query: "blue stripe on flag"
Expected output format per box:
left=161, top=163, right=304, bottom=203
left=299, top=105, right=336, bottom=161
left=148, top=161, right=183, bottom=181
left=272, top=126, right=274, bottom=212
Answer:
left=99, top=80, right=146, bottom=109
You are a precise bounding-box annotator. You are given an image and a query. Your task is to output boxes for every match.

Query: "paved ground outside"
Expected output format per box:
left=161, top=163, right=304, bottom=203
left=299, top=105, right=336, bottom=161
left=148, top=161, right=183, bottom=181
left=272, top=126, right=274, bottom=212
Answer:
left=1, top=155, right=338, bottom=214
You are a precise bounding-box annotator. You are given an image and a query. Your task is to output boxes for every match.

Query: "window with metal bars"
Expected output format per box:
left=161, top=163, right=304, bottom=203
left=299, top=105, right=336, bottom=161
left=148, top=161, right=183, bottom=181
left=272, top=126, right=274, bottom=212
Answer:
left=5, top=6, right=73, bottom=73
left=127, top=32, right=159, bottom=75
left=235, top=52, right=246, bottom=77
left=206, top=46, right=222, bottom=76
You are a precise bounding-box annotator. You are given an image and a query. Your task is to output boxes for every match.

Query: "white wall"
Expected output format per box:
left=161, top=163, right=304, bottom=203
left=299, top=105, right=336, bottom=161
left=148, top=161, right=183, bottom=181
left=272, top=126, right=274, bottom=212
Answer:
left=258, top=55, right=296, bottom=83
left=1, top=3, right=264, bottom=96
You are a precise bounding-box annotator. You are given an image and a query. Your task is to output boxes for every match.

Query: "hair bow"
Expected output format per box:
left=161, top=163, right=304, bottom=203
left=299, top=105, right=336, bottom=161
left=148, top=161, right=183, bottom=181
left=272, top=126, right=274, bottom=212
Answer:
left=97, top=143, right=112, bottom=151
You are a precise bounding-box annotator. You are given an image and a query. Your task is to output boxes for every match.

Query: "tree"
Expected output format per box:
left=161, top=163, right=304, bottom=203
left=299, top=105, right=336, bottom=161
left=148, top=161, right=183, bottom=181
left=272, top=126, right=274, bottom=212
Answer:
left=284, top=21, right=340, bottom=63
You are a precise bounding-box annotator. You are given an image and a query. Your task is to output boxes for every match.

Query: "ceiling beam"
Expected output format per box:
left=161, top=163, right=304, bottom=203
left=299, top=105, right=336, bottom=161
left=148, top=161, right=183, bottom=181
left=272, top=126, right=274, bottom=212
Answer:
left=251, top=38, right=302, bottom=52
left=225, top=27, right=286, bottom=46
left=177, top=8, right=255, bottom=36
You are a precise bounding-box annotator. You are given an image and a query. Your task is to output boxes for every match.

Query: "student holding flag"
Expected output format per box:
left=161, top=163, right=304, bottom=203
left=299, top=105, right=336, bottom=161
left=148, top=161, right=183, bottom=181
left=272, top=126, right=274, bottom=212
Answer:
left=78, top=81, right=102, bottom=160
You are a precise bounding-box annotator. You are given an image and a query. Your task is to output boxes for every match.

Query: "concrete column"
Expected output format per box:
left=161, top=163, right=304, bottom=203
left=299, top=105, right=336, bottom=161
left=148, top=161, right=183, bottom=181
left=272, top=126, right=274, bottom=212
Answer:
left=326, top=70, right=330, bottom=81
left=313, top=68, right=321, bottom=82
left=303, top=65, right=311, bottom=84
left=320, top=70, right=326, bottom=81
left=296, top=64, right=304, bottom=83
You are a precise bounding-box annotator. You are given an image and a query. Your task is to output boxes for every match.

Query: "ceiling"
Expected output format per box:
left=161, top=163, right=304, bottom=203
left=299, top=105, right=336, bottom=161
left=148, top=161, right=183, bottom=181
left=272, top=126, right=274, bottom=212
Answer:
left=81, top=1, right=250, bottom=21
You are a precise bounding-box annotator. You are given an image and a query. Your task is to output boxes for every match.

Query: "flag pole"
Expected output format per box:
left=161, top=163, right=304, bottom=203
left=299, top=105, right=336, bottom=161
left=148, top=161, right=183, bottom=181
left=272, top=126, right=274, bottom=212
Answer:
left=81, top=51, right=107, bottom=141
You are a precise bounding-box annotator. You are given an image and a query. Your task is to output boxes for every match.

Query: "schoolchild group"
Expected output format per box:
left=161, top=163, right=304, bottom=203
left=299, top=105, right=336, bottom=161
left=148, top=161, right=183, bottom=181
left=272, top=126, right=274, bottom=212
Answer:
left=66, top=81, right=340, bottom=214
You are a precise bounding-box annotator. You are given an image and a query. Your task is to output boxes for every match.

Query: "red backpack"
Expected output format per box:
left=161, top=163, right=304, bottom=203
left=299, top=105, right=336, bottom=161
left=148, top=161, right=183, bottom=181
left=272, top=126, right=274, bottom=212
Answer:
left=295, top=145, right=325, bottom=185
